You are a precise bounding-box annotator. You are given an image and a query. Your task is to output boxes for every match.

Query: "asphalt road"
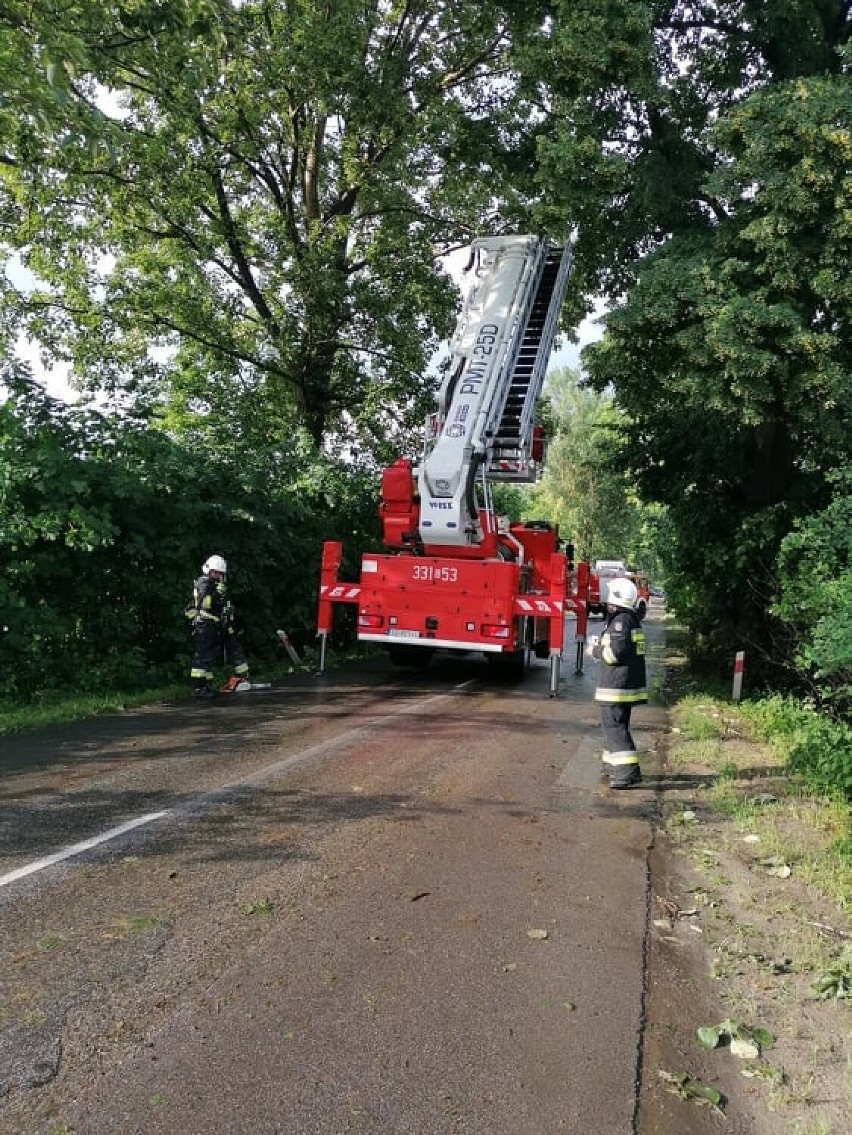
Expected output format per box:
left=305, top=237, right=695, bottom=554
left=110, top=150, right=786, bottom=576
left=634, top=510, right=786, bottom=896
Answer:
left=1, top=614, right=671, bottom=1135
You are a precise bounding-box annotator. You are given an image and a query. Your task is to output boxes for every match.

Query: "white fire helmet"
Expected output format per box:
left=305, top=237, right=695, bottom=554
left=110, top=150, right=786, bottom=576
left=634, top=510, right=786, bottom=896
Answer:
left=203, top=554, right=227, bottom=576
left=607, top=577, right=639, bottom=609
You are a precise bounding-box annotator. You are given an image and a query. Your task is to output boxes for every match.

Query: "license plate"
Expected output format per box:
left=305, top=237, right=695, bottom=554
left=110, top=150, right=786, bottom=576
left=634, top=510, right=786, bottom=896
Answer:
left=387, top=628, right=421, bottom=639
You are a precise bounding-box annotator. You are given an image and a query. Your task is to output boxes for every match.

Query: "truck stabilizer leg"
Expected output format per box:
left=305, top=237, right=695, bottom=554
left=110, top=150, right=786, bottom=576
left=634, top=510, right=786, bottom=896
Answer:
left=549, top=650, right=561, bottom=697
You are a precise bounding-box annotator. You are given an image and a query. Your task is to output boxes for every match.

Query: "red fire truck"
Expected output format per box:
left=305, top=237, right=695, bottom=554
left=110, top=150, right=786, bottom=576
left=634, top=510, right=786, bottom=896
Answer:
left=587, top=560, right=651, bottom=617
left=316, top=235, right=590, bottom=695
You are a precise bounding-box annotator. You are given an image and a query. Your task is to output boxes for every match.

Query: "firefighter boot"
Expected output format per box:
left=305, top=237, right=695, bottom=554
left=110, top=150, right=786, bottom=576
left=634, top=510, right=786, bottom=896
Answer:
left=193, top=682, right=216, bottom=700
left=610, top=764, right=642, bottom=789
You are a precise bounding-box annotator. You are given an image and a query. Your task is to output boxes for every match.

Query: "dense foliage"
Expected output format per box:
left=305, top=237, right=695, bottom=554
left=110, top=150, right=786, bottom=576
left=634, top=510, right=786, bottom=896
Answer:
left=0, top=364, right=378, bottom=699
left=743, top=695, right=852, bottom=799
left=584, top=72, right=850, bottom=683
left=528, top=366, right=664, bottom=574
left=773, top=472, right=852, bottom=718
left=535, top=3, right=852, bottom=707
left=530, top=1, right=849, bottom=297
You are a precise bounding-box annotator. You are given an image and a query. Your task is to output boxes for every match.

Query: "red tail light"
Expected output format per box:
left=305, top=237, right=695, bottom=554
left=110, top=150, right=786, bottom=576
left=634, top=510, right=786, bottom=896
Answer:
left=358, top=614, right=384, bottom=628
left=481, top=624, right=511, bottom=639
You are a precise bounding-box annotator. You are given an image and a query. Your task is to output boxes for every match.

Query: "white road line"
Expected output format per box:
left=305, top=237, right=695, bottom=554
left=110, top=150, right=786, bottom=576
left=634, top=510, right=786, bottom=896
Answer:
left=1, top=677, right=480, bottom=890
left=0, top=811, right=170, bottom=888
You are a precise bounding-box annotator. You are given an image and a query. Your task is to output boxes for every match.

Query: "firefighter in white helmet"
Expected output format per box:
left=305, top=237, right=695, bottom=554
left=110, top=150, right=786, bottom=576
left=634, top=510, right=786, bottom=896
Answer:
left=593, top=577, right=647, bottom=787
left=187, top=554, right=251, bottom=698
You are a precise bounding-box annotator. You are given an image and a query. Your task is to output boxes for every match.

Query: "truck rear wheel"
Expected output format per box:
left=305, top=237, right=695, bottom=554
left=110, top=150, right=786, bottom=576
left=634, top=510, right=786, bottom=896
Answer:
left=485, top=649, right=526, bottom=680
left=387, top=645, right=434, bottom=669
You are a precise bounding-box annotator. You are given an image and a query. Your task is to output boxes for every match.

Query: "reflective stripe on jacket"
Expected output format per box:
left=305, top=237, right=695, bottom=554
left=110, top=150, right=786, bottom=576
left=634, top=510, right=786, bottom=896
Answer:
left=191, top=574, right=228, bottom=624
left=594, top=608, right=647, bottom=705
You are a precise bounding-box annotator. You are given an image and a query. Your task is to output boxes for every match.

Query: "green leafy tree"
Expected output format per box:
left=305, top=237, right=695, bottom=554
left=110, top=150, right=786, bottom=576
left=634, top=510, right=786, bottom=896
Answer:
left=0, top=365, right=110, bottom=695
left=1, top=0, right=559, bottom=450
left=584, top=73, right=851, bottom=668
left=0, top=1, right=110, bottom=161
left=528, top=366, right=663, bottom=571
left=527, top=1, right=850, bottom=306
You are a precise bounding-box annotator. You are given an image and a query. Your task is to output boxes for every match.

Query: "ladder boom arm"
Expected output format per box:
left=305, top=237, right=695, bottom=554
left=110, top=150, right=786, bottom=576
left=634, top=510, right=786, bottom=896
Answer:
left=418, top=235, right=572, bottom=547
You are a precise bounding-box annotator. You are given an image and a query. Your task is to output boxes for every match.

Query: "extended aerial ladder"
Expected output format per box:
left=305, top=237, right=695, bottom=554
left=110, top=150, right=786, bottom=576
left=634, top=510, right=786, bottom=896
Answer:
left=417, top=236, right=572, bottom=547
left=317, top=234, right=590, bottom=694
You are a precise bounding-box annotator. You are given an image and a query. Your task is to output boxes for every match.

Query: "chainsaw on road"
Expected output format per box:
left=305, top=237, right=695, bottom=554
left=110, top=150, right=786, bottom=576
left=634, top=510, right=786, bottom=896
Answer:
left=219, top=676, right=272, bottom=694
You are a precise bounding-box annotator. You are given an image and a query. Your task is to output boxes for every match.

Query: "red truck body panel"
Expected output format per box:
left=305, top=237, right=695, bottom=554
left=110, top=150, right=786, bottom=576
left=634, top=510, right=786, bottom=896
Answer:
left=317, top=529, right=589, bottom=662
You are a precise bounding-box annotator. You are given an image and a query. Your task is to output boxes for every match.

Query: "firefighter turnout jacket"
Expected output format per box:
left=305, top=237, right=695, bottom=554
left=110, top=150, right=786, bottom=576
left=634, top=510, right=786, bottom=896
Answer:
left=189, top=574, right=232, bottom=626
left=594, top=607, right=647, bottom=705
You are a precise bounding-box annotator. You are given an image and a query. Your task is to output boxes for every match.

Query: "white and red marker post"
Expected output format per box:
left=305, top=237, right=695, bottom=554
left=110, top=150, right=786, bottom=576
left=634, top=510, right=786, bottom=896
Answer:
left=732, top=650, right=745, bottom=702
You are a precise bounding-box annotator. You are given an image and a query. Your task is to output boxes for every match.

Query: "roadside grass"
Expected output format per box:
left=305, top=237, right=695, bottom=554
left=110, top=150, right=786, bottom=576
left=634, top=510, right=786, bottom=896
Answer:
left=0, top=683, right=189, bottom=735
left=0, top=638, right=383, bottom=736
left=665, top=693, right=851, bottom=916
left=0, top=650, right=329, bottom=736
left=658, top=643, right=851, bottom=1133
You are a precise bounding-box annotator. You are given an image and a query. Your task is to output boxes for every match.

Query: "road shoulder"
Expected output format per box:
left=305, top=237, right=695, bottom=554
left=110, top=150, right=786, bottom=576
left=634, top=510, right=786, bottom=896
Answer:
left=639, top=703, right=850, bottom=1134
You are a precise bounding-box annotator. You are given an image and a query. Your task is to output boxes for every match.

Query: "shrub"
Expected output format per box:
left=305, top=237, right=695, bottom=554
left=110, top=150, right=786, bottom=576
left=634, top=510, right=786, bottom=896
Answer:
left=0, top=373, right=379, bottom=701
left=773, top=474, right=852, bottom=719
left=742, top=695, right=852, bottom=799
left=787, top=715, right=852, bottom=800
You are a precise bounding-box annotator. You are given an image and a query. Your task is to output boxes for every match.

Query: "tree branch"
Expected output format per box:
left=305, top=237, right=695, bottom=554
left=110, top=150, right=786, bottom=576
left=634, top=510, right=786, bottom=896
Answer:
left=209, top=167, right=275, bottom=326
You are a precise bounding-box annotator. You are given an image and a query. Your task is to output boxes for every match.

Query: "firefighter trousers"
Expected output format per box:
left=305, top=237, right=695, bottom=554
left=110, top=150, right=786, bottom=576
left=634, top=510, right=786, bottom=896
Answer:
left=599, top=703, right=640, bottom=770
left=190, top=619, right=249, bottom=682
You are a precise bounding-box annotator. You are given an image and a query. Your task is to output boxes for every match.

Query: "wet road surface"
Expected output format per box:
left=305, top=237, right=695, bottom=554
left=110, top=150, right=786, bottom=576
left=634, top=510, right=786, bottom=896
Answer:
left=2, top=620, right=676, bottom=1134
